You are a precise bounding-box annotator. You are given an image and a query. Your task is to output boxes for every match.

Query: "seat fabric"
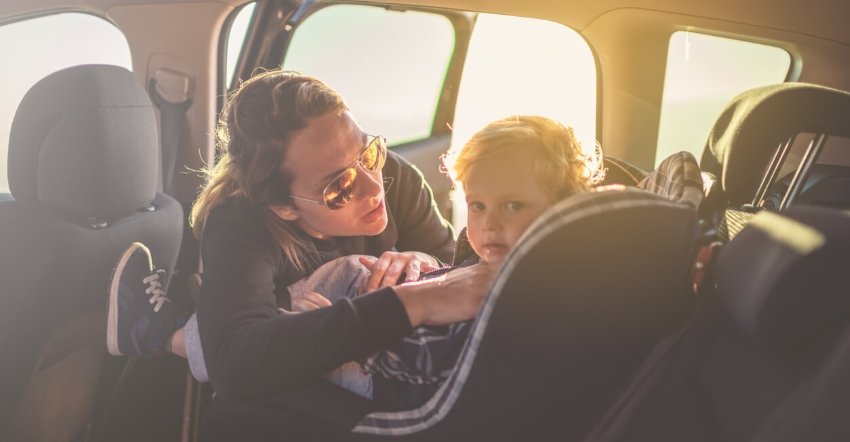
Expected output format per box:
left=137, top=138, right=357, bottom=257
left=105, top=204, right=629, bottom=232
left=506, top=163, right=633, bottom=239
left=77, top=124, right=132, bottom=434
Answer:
left=590, top=206, right=850, bottom=442
left=0, top=64, right=183, bottom=442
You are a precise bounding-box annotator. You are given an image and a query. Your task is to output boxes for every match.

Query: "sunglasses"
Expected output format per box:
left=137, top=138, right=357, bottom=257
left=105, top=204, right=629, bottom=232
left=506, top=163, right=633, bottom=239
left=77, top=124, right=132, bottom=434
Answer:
left=289, top=135, right=387, bottom=210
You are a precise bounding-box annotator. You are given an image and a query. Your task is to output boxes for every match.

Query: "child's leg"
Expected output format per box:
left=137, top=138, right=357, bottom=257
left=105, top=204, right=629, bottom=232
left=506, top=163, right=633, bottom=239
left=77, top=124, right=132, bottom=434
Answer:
left=324, top=361, right=373, bottom=400
left=288, top=255, right=371, bottom=304
left=362, top=321, right=472, bottom=408
left=182, top=313, right=209, bottom=382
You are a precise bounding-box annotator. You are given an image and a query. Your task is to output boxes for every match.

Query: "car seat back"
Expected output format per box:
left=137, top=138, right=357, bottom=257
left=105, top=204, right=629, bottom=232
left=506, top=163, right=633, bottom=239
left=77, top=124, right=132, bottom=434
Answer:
left=0, top=64, right=183, bottom=442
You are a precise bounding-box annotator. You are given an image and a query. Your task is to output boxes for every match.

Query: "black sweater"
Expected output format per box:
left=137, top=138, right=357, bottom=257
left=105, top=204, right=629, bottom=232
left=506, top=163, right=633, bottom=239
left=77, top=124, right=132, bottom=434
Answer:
left=197, top=152, right=455, bottom=400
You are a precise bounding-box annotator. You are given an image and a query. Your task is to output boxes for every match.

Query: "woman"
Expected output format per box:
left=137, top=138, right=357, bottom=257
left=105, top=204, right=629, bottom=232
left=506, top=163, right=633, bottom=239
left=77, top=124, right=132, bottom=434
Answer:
left=178, top=70, right=494, bottom=402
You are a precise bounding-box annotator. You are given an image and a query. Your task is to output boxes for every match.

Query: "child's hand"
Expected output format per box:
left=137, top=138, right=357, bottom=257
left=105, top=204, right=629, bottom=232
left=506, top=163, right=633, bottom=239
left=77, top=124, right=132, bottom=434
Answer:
left=358, top=252, right=440, bottom=293
left=291, top=291, right=332, bottom=312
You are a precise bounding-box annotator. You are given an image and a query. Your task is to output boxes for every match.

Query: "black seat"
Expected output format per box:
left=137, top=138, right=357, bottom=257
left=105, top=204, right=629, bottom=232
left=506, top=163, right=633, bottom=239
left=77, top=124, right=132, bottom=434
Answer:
left=0, top=64, right=183, bottom=441
left=591, top=206, right=850, bottom=442
left=201, top=185, right=700, bottom=442
left=752, top=321, right=850, bottom=442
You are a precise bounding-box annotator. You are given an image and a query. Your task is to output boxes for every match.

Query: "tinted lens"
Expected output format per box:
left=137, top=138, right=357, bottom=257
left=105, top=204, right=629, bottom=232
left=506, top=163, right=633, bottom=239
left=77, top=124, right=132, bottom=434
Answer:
left=320, top=136, right=386, bottom=210
left=323, top=168, right=356, bottom=210
left=360, top=137, right=385, bottom=172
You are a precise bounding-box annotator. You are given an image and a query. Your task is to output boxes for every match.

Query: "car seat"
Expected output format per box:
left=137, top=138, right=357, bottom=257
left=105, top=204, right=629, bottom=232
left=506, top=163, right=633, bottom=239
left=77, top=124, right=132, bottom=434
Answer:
left=584, top=206, right=850, bottom=442
left=200, top=181, right=702, bottom=442
left=0, top=64, right=183, bottom=442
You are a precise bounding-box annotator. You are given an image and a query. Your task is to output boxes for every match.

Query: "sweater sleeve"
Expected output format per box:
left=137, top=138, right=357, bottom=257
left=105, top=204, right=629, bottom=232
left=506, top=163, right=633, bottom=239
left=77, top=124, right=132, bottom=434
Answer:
left=197, top=204, right=413, bottom=400
left=386, top=152, right=456, bottom=263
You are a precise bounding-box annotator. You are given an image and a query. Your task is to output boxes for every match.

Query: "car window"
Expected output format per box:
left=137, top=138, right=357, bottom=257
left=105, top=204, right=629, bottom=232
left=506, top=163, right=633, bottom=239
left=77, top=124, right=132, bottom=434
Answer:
left=655, top=31, right=791, bottom=166
left=224, top=2, right=256, bottom=89
left=449, top=13, right=597, bottom=230
left=0, top=13, right=132, bottom=194
left=280, top=4, right=455, bottom=146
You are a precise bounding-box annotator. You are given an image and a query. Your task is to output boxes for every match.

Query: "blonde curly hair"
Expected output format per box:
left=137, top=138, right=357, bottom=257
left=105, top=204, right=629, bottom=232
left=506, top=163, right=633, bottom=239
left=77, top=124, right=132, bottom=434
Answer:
left=444, top=115, right=604, bottom=201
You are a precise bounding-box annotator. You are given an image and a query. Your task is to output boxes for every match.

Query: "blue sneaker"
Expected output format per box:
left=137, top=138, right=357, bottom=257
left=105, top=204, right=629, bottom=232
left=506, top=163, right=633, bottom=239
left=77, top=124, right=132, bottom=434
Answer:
left=106, top=242, right=178, bottom=356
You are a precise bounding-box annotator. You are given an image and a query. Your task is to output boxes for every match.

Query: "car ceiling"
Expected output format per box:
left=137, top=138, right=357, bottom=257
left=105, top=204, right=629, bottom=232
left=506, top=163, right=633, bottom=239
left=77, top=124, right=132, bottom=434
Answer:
left=3, top=0, right=850, bottom=46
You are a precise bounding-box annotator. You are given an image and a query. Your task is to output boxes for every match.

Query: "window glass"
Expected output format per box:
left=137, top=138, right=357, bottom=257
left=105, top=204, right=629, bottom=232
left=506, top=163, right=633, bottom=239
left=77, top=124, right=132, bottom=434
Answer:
left=656, top=31, right=791, bottom=166
left=225, top=2, right=256, bottom=88
left=282, top=5, right=455, bottom=145
left=0, top=13, right=132, bottom=194
left=449, top=14, right=597, bottom=230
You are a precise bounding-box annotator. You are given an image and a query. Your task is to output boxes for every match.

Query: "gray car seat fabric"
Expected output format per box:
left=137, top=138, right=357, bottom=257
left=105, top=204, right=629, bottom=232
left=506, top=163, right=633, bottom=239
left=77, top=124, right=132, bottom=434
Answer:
left=699, top=82, right=850, bottom=240
left=589, top=206, right=850, bottom=442
left=0, top=64, right=183, bottom=442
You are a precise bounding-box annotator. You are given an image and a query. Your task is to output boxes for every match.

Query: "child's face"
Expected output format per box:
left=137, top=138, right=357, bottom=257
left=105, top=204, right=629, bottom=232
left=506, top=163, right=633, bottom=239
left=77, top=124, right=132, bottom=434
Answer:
left=463, top=149, right=553, bottom=264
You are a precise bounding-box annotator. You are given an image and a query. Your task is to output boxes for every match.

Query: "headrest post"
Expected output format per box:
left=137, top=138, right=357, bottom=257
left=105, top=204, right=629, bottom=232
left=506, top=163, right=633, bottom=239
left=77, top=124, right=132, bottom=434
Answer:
left=752, top=136, right=795, bottom=208
left=779, top=133, right=828, bottom=209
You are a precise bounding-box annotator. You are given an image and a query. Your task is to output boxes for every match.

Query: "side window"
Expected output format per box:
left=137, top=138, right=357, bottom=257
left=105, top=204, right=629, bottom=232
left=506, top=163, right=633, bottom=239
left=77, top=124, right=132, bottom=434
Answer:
left=281, top=5, right=455, bottom=145
left=449, top=13, right=597, bottom=229
left=224, top=2, right=256, bottom=89
left=0, top=13, right=132, bottom=194
left=655, top=31, right=791, bottom=166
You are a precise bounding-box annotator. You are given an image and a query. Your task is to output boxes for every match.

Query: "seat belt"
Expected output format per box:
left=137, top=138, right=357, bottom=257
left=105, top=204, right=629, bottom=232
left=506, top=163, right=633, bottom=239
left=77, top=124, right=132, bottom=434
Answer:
left=149, top=68, right=193, bottom=195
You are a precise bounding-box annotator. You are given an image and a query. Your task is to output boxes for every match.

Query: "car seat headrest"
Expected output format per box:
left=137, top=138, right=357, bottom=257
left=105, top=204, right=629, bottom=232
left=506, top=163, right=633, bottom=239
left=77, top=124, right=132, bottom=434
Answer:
left=716, top=207, right=850, bottom=357
left=638, top=151, right=704, bottom=209
left=700, top=83, right=850, bottom=206
left=8, top=64, right=159, bottom=222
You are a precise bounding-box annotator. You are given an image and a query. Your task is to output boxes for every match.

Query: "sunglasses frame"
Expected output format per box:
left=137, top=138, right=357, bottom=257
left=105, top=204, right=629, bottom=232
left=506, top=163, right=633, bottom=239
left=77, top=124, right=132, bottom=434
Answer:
left=289, top=135, right=387, bottom=210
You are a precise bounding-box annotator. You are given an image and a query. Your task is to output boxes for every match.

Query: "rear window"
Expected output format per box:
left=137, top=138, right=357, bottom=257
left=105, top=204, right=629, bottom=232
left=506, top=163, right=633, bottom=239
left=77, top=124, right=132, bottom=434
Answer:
left=0, top=13, right=132, bottom=194
left=655, top=31, right=791, bottom=166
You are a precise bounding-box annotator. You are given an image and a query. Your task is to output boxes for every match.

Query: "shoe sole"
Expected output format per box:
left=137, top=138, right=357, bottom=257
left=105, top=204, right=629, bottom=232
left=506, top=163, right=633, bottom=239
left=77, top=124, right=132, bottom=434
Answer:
left=106, top=242, right=153, bottom=356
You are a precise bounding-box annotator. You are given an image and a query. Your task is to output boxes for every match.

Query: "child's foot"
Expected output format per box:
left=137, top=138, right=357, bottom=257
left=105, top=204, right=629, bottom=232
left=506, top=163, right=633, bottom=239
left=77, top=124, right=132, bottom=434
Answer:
left=106, top=242, right=180, bottom=356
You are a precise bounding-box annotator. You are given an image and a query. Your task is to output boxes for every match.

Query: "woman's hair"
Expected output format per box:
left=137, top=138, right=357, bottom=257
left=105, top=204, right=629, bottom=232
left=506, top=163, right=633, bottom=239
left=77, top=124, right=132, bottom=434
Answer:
left=190, top=70, right=348, bottom=274
left=444, top=115, right=605, bottom=201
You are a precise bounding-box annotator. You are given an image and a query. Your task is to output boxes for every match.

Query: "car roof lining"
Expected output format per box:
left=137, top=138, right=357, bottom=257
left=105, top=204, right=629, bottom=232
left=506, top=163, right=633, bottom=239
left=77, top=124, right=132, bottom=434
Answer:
left=2, top=0, right=850, bottom=46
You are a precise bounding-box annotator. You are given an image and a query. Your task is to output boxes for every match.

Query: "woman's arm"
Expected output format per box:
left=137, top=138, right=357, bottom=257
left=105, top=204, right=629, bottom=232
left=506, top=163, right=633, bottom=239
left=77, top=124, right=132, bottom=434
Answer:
left=197, top=205, right=413, bottom=400
left=394, top=263, right=497, bottom=326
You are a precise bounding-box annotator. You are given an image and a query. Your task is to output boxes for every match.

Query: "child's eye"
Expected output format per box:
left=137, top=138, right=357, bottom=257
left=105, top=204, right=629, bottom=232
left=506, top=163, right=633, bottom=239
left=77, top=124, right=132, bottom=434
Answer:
left=505, top=202, right=524, bottom=211
left=468, top=202, right=485, bottom=212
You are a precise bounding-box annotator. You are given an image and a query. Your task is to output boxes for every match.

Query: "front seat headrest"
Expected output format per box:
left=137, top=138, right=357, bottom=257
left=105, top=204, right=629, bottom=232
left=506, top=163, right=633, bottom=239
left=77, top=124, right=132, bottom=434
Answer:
left=8, top=64, right=158, bottom=221
left=701, top=83, right=850, bottom=206
left=716, top=206, right=850, bottom=357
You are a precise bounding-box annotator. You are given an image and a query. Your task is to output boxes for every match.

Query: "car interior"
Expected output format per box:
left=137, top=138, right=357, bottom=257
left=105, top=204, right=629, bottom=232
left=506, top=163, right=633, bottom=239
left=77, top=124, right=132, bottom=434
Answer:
left=0, top=0, right=849, bottom=441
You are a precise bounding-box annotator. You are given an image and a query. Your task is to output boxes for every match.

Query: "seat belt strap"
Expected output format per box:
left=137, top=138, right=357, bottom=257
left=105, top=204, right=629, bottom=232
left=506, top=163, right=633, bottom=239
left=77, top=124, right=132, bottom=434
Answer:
left=149, top=68, right=193, bottom=195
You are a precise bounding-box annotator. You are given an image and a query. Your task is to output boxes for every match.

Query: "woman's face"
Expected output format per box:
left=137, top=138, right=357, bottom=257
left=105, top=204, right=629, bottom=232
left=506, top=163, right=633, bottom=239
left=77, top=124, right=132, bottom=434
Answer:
left=271, top=110, right=389, bottom=238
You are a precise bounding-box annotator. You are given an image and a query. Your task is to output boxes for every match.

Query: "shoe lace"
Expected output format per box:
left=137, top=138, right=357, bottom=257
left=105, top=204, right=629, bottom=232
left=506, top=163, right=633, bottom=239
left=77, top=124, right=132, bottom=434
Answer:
left=143, top=269, right=171, bottom=313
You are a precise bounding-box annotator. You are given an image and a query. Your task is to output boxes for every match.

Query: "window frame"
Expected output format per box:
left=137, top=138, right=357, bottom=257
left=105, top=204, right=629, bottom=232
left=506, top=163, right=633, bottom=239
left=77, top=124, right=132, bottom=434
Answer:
left=220, top=1, right=473, bottom=145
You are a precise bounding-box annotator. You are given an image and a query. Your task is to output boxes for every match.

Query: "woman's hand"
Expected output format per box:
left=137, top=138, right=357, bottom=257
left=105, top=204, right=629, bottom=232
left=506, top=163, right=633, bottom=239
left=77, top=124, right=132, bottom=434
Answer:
left=291, top=291, right=332, bottom=312
left=359, top=251, right=440, bottom=293
left=394, top=263, right=498, bottom=327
